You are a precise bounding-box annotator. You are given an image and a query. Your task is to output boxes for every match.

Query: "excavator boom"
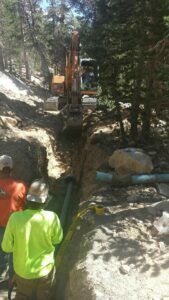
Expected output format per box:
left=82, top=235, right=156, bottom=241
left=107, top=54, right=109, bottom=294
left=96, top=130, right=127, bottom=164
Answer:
left=65, top=31, right=83, bottom=130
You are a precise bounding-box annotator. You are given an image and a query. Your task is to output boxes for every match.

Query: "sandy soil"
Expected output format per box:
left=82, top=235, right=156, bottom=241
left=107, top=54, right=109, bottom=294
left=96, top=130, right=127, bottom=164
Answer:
left=1, top=70, right=169, bottom=300
left=0, top=71, right=71, bottom=183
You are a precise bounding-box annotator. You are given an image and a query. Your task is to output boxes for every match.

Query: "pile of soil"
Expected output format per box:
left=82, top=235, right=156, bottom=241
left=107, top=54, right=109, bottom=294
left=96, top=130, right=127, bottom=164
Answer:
left=0, top=72, right=70, bottom=183
left=56, top=108, right=169, bottom=299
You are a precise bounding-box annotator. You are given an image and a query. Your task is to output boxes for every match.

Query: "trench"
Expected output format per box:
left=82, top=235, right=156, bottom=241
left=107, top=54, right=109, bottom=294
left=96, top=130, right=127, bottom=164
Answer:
left=0, top=91, right=110, bottom=299
left=0, top=126, right=89, bottom=300
left=47, top=118, right=109, bottom=300
left=36, top=132, right=90, bottom=300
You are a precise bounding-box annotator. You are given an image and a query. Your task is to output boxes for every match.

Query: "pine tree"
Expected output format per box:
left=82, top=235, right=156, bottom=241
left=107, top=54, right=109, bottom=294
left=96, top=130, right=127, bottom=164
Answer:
left=77, top=0, right=169, bottom=141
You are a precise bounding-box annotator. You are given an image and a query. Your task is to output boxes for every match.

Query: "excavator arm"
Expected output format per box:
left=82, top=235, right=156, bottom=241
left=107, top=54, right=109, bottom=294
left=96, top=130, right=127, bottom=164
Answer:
left=65, top=31, right=83, bottom=130
left=48, top=30, right=98, bottom=131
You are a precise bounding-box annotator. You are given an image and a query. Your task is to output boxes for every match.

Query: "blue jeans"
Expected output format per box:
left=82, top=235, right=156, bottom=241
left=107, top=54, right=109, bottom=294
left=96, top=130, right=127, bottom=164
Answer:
left=0, top=227, right=13, bottom=281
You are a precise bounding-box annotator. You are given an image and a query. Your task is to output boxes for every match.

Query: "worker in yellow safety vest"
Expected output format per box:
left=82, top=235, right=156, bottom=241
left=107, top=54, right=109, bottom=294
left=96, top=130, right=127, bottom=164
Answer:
left=1, top=179, right=63, bottom=300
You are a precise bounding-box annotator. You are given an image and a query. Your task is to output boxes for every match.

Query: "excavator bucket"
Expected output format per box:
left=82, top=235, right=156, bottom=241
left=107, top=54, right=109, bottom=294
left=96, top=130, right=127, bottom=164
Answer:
left=67, top=114, right=83, bottom=130
left=63, top=105, right=83, bottom=132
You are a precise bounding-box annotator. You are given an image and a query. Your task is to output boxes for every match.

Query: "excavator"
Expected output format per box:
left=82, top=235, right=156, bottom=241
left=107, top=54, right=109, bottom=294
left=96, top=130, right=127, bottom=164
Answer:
left=47, top=31, right=98, bottom=130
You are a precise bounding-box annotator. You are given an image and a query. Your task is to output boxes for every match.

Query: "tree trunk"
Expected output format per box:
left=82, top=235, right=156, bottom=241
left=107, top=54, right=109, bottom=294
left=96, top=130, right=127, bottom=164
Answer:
left=4, top=53, right=8, bottom=70
left=142, top=62, right=154, bottom=140
left=34, top=40, right=50, bottom=85
left=130, top=56, right=143, bottom=140
left=18, top=0, right=31, bottom=80
left=18, top=53, right=22, bottom=76
left=23, top=0, right=50, bottom=86
left=114, top=96, right=126, bottom=146
left=142, top=101, right=151, bottom=139
left=9, top=56, right=13, bottom=73
left=130, top=102, right=139, bottom=139
left=23, top=48, right=30, bottom=80
left=0, top=45, right=4, bottom=71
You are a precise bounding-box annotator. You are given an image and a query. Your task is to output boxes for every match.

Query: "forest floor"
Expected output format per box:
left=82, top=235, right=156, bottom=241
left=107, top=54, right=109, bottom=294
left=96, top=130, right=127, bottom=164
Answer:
left=0, top=70, right=169, bottom=300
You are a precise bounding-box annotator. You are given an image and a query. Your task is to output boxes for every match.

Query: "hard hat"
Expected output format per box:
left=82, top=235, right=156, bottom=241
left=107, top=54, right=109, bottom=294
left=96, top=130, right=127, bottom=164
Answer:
left=27, top=179, right=49, bottom=204
left=0, top=155, right=13, bottom=171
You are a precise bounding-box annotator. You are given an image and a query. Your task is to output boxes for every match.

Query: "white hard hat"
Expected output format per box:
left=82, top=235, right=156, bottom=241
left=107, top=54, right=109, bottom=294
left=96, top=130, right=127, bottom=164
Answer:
left=0, top=155, right=13, bottom=171
left=27, top=179, right=49, bottom=204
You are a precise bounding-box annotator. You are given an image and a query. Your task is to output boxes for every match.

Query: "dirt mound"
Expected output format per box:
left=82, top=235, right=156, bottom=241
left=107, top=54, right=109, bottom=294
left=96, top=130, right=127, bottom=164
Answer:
left=0, top=71, right=33, bottom=97
left=56, top=108, right=169, bottom=300
left=57, top=186, right=169, bottom=300
left=0, top=71, right=69, bottom=184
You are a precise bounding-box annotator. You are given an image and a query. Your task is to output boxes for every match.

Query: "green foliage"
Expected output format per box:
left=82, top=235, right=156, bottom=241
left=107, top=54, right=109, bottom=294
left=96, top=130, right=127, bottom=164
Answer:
left=77, top=0, right=169, bottom=140
left=0, top=0, right=78, bottom=77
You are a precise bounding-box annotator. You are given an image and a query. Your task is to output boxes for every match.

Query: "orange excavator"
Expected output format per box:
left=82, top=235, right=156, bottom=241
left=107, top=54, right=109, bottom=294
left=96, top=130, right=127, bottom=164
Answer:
left=50, top=31, right=98, bottom=130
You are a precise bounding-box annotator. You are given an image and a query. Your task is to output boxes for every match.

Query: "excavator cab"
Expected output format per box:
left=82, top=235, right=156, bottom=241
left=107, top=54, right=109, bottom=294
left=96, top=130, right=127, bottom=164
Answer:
left=80, top=59, right=98, bottom=111
left=81, top=59, right=98, bottom=92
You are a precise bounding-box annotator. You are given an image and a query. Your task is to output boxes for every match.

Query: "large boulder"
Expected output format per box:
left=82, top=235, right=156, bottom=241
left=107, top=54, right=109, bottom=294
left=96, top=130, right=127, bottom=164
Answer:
left=108, top=148, right=153, bottom=175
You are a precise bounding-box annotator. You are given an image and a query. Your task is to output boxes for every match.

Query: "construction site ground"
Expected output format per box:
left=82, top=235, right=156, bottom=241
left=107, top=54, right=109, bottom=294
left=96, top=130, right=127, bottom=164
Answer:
left=1, top=70, right=169, bottom=300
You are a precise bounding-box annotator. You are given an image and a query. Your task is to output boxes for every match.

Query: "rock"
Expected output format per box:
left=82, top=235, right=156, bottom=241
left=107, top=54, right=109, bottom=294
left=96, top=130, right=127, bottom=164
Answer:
left=148, top=151, right=157, bottom=156
left=158, top=242, right=166, bottom=252
left=159, top=161, right=169, bottom=169
left=119, top=264, right=130, bottom=274
left=108, top=148, right=153, bottom=175
left=0, top=115, right=18, bottom=127
left=157, top=183, right=169, bottom=198
left=127, top=195, right=138, bottom=202
left=147, top=200, right=169, bottom=217
left=90, top=132, right=104, bottom=144
left=153, top=212, right=169, bottom=235
left=112, top=231, right=118, bottom=237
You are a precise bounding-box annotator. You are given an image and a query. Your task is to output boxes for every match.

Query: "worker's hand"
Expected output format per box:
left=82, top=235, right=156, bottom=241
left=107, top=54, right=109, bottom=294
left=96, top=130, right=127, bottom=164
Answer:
left=11, top=193, right=25, bottom=210
left=18, top=190, right=24, bottom=198
left=18, top=191, right=25, bottom=204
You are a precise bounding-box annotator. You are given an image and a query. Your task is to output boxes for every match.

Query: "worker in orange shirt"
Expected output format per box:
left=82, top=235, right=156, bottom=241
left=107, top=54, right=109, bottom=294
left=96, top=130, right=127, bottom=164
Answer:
left=0, top=155, right=27, bottom=284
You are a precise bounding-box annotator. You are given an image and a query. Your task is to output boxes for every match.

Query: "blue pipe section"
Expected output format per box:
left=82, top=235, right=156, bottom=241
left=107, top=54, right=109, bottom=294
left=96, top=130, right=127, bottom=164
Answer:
left=96, top=171, right=169, bottom=184
left=96, top=172, right=113, bottom=182
left=132, top=174, right=169, bottom=184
